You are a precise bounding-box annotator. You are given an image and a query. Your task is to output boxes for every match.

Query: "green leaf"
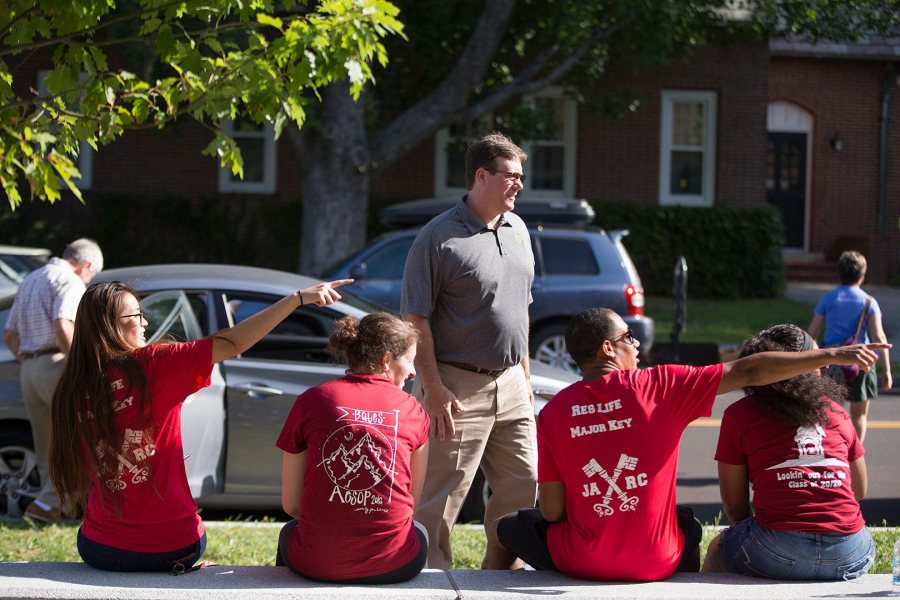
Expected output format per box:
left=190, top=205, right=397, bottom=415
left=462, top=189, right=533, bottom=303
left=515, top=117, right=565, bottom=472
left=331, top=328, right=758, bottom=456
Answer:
left=156, top=25, right=177, bottom=59
left=43, top=66, right=78, bottom=96
left=257, top=13, right=284, bottom=29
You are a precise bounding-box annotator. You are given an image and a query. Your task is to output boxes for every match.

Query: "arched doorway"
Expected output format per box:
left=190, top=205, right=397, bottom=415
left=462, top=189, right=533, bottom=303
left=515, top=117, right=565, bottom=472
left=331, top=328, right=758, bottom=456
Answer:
left=767, top=101, right=813, bottom=249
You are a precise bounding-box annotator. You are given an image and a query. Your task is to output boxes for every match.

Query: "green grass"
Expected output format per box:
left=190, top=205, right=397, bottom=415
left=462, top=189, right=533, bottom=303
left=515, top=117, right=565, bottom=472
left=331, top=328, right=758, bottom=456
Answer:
left=645, top=295, right=815, bottom=346
left=2, top=521, right=895, bottom=573
left=449, top=524, right=899, bottom=573
left=0, top=521, right=282, bottom=566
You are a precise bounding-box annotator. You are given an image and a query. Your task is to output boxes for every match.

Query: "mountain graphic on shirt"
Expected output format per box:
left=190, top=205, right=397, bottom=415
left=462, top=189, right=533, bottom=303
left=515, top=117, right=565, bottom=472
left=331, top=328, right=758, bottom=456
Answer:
left=322, top=431, right=390, bottom=489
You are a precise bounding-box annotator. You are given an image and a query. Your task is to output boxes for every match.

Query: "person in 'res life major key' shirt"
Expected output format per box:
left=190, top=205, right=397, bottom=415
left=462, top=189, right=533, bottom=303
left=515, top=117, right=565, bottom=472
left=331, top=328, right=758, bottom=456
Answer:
left=276, top=312, right=430, bottom=584
left=496, top=307, right=887, bottom=582
left=48, top=278, right=351, bottom=573
left=703, top=324, right=875, bottom=580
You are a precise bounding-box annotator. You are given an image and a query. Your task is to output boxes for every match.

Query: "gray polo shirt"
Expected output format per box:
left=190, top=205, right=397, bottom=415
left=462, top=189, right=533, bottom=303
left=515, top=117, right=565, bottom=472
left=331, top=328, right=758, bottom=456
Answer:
left=400, top=196, right=534, bottom=371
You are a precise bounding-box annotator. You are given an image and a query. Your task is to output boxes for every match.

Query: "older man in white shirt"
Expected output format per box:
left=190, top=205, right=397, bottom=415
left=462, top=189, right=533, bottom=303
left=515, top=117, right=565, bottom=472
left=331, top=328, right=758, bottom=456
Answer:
left=4, top=238, right=103, bottom=523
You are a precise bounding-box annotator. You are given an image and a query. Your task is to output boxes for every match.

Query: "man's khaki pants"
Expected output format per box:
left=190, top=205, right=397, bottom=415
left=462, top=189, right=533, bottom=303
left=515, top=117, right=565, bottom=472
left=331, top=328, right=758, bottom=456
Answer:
left=20, top=352, right=66, bottom=511
left=413, top=363, right=537, bottom=568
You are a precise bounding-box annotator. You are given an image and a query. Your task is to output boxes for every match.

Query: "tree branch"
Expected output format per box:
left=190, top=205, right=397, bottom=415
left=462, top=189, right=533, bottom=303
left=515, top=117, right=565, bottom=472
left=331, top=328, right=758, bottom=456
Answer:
left=0, top=5, right=36, bottom=42
left=371, top=5, right=634, bottom=168
left=370, top=0, right=517, bottom=165
left=1, top=1, right=203, bottom=58
left=0, top=51, right=262, bottom=137
left=455, top=14, right=634, bottom=123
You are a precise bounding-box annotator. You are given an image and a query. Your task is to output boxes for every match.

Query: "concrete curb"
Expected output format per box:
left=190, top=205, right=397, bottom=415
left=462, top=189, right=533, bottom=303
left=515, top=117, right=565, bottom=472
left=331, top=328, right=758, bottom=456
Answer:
left=0, top=562, right=893, bottom=600
left=201, top=521, right=899, bottom=531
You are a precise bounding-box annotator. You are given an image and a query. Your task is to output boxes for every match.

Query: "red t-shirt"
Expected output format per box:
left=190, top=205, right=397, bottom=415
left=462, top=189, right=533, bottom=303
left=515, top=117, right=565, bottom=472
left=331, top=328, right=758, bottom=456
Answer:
left=80, top=339, right=213, bottom=552
left=276, top=373, right=430, bottom=581
left=538, top=364, right=723, bottom=581
left=715, top=395, right=865, bottom=533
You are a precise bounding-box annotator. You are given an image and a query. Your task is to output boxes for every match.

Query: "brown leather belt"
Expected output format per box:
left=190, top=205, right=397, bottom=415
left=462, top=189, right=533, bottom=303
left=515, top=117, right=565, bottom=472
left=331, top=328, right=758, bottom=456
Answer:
left=20, top=347, right=61, bottom=360
left=442, top=361, right=508, bottom=378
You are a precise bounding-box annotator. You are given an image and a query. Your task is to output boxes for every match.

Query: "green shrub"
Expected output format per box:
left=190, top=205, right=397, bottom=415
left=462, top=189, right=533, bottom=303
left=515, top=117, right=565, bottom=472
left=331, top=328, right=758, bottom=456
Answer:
left=1, top=194, right=785, bottom=297
left=0, top=194, right=303, bottom=272
left=89, top=194, right=303, bottom=271
left=591, top=202, right=785, bottom=299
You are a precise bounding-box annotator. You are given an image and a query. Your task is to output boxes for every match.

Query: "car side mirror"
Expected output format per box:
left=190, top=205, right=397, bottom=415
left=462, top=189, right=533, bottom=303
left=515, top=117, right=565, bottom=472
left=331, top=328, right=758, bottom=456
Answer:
left=349, top=262, right=367, bottom=280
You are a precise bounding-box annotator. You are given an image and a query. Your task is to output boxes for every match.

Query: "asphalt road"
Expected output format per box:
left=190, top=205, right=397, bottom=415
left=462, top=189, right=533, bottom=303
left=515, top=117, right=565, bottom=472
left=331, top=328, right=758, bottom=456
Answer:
left=677, top=388, right=900, bottom=526
left=206, top=391, right=899, bottom=527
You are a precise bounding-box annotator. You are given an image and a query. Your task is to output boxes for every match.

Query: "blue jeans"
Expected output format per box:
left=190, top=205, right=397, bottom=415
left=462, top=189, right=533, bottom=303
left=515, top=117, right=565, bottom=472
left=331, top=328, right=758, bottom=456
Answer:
left=719, top=517, right=874, bottom=580
left=78, top=528, right=206, bottom=573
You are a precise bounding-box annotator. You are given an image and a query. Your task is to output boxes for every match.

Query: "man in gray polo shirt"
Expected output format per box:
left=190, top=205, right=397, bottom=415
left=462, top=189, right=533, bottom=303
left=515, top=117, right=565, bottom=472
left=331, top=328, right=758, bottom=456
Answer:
left=401, top=132, right=535, bottom=569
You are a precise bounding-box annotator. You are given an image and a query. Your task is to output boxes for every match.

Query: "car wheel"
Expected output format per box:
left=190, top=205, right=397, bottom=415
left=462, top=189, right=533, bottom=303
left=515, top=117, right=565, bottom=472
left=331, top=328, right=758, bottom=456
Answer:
left=458, top=469, right=491, bottom=523
left=530, top=324, right=579, bottom=374
left=0, top=427, right=40, bottom=520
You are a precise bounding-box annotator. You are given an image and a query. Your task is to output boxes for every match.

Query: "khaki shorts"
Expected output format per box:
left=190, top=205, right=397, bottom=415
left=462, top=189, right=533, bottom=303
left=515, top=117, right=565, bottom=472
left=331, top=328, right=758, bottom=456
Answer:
left=825, top=364, right=878, bottom=402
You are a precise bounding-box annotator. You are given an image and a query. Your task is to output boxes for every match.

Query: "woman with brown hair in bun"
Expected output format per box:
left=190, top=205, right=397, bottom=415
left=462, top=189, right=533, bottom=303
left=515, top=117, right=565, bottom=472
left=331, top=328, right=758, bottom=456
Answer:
left=276, top=312, right=430, bottom=583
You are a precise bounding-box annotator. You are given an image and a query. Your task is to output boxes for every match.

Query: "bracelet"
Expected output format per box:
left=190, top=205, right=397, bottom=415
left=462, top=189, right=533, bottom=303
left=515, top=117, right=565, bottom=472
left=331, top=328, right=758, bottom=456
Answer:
left=297, top=291, right=304, bottom=306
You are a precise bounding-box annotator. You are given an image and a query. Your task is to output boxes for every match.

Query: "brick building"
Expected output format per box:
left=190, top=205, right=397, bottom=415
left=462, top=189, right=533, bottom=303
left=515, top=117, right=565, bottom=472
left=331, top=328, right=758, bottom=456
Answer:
left=7, top=37, right=900, bottom=282
left=769, top=36, right=900, bottom=283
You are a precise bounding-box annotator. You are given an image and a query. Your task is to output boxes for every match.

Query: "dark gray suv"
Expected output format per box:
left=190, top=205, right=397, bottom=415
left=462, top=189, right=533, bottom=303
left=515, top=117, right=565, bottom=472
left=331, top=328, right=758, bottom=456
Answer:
left=323, top=198, right=654, bottom=372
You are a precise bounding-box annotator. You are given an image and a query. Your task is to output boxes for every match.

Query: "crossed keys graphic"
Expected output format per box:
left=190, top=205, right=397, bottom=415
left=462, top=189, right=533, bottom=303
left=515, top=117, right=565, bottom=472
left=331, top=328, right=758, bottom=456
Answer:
left=98, top=429, right=152, bottom=490
left=581, top=454, right=640, bottom=517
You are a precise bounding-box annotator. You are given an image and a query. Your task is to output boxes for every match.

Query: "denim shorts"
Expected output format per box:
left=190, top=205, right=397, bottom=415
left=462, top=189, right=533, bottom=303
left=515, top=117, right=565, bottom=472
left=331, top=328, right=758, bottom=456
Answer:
left=719, top=517, right=874, bottom=581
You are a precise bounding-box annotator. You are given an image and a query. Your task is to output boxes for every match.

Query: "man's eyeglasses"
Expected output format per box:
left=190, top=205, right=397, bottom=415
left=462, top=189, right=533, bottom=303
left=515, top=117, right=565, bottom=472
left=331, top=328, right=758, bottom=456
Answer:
left=609, top=329, right=636, bottom=346
left=488, top=169, right=526, bottom=183
left=120, top=310, right=145, bottom=321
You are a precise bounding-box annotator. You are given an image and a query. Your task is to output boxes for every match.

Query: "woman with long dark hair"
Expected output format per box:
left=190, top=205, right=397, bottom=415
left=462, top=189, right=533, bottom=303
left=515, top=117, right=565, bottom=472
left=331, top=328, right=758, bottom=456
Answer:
left=276, top=312, right=430, bottom=583
left=49, top=278, right=349, bottom=572
left=702, top=324, right=874, bottom=580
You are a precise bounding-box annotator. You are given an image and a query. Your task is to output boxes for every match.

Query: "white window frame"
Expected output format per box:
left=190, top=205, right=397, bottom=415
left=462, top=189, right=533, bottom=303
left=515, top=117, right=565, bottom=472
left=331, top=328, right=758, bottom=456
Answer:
left=434, top=87, right=577, bottom=198
left=217, top=120, right=277, bottom=194
left=36, top=70, right=93, bottom=190
left=659, top=90, right=717, bottom=206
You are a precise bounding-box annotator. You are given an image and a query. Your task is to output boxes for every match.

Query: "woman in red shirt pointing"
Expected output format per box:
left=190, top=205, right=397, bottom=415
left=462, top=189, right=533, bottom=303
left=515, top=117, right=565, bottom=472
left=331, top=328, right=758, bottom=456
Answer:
left=49, top=278, right=350, bottom=573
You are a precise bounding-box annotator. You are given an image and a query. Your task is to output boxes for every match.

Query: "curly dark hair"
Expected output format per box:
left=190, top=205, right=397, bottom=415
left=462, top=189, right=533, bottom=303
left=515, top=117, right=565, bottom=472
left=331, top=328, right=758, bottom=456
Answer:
left=739, top=324, right=847, bottom=427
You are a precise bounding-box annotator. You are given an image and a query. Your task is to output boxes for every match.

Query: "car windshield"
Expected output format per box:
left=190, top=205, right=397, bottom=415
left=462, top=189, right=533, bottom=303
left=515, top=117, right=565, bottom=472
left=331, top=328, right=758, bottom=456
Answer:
left=319, top=231, right=415, bottom=279
left=336, top=287, right=383, bottom=313
left=320, top=254, right=355, bottom=278
left=0, top=294, right=15, bottom=361
left=0, top=254, right=48, bottom=285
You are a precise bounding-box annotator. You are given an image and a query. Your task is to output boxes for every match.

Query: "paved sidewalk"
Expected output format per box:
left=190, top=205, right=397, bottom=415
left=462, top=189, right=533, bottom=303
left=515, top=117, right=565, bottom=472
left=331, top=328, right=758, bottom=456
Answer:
left=785, top=281, right=900, bottom=363
left=0, top=562, right=892, bottom=600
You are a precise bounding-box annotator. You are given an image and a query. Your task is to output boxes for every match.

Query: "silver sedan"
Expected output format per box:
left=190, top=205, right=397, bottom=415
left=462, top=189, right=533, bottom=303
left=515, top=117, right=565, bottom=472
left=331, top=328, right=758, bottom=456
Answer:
left=0, top=264, right=578, bottom=520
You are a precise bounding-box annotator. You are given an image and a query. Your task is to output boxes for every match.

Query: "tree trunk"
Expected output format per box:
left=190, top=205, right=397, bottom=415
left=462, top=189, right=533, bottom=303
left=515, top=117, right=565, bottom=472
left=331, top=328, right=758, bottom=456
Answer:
left=292, top=83, right=371, bottom=276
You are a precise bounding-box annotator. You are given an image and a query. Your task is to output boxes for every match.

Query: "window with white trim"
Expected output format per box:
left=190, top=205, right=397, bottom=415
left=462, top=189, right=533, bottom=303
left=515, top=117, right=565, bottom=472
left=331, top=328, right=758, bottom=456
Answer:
left=218, top=119, right=277, bottom=194
left=659, top=91, right=717, bottom=206
left=36, top=71, right=93, bottom=190
left=434, top=88, right=577, bottom=197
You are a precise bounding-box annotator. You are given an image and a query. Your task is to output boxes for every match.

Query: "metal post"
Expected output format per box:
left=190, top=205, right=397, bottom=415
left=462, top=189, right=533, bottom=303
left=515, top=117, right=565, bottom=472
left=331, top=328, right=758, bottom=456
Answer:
left=671, top=256, right=688, bottom=362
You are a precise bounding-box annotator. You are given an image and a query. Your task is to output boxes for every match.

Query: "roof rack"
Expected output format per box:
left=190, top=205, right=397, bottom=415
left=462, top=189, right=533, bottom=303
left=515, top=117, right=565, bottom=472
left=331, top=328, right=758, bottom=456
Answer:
left=379, top=197, right=596, bottom=228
